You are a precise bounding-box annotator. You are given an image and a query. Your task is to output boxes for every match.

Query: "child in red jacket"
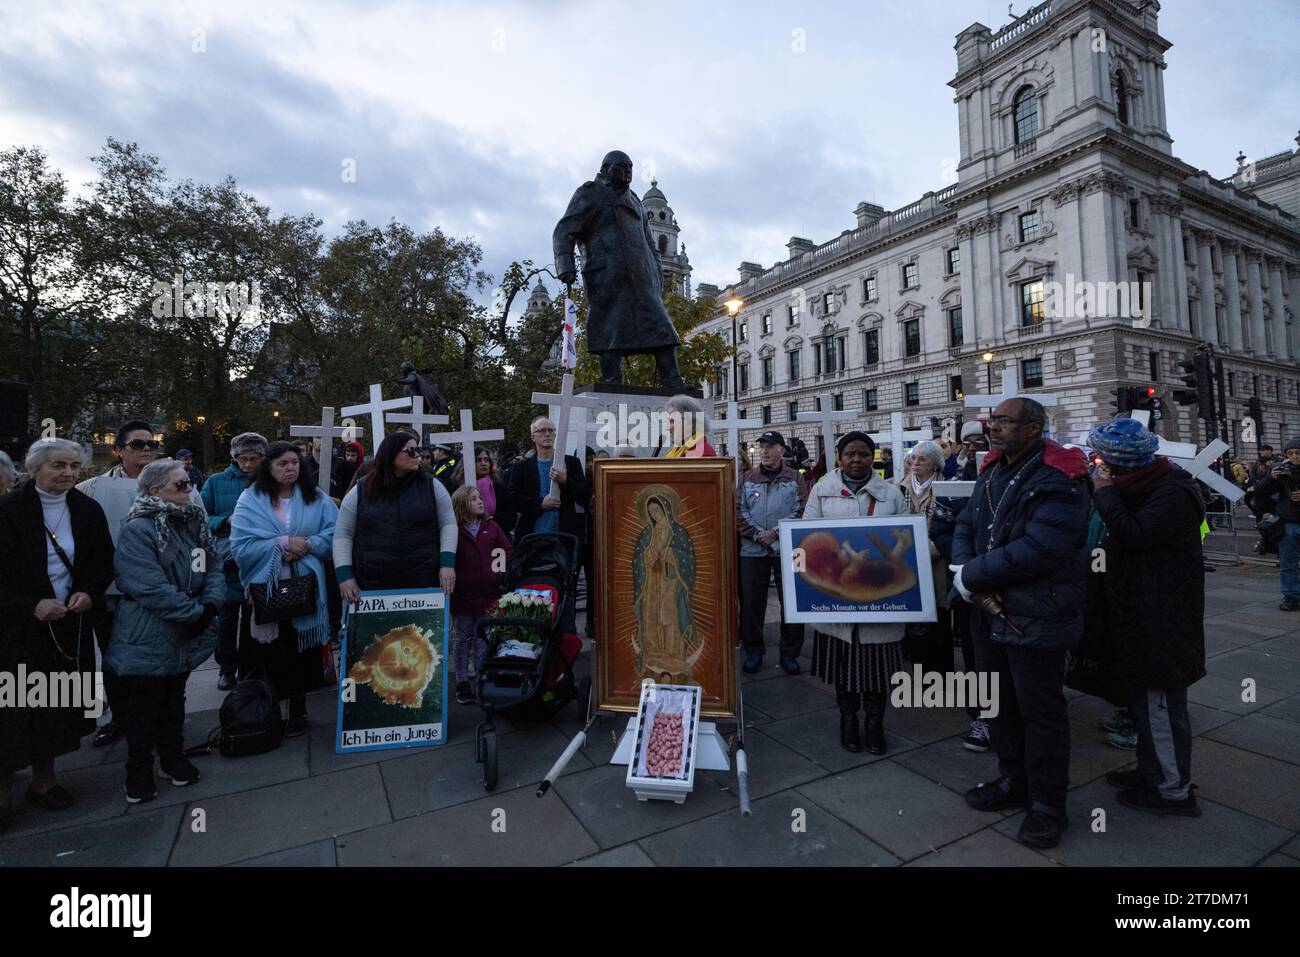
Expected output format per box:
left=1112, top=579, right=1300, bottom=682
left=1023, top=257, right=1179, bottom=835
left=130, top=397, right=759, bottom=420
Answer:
left=450, top=485, right=512, bottom=704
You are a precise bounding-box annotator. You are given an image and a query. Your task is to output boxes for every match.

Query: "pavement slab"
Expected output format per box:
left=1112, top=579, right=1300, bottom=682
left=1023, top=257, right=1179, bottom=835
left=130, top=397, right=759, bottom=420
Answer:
left=229, top=838, right=338, bottom=867
left=796, top=760, right=997, bottom=862
left=167, top=764, right=391, bottom=866
left=566, top=843, right=657, bottom=867
left=993, top=781, right=1291, bottom=867
left=0, top=804, right=183, bottom=867
left=1204, top=714, right=1300, bottom=766
left=640, top=791, right=900, bottom=867
left=335, top=784, right=599, bottom=866
left=1205, top=649, right=1300, bottom=694
left=1185, top=738, right=1300, bottom=831
left=757, top=709, right=918, bottom=774
left=905, top=827, right=1059, bottom=867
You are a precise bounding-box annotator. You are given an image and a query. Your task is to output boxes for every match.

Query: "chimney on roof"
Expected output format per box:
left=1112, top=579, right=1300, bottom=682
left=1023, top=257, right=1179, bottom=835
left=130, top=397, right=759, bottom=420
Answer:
left=738, top=262, right=764, bottom=282
left=854, top=202, right=887, bottom=228
left=786, top=237, right=815, bottom=259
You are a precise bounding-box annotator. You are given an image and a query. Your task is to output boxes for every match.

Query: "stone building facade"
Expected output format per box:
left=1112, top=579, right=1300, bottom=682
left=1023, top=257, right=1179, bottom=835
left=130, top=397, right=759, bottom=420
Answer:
left=695, top=0, right=1299, bottom=460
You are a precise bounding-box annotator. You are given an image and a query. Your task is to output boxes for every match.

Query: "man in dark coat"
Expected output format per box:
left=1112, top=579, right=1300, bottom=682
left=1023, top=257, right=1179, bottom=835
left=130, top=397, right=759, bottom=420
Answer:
left=553, top=150, right=687, bottom=389
left=1087, top=418, right=1205, bottom=817
left=951, top=397, right=1090, bottom=849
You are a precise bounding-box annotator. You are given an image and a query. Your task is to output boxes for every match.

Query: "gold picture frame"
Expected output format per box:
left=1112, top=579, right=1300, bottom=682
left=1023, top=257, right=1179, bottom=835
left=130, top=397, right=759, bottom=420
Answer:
left=592, top=458, right=738, bottom=718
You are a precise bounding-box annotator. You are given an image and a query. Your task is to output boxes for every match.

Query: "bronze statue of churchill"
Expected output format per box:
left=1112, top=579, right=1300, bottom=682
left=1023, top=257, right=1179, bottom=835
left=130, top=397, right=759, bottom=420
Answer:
left=553, top=150, right=687, bottom=388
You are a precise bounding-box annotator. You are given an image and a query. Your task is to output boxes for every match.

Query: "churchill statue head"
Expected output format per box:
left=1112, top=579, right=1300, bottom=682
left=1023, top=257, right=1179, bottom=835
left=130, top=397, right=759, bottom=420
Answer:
left=597, top=150, right=633, bottom=194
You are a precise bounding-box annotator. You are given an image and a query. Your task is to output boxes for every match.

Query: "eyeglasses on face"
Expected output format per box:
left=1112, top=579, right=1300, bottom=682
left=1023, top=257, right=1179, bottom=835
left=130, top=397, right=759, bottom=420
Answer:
left=400, top=446, right=420, bottom=457
left=987, top=415, right=1026, bottom=427
left=125, top=439, right=162, bottom=450
left=532, top=428, right=556, bottom=435
left=170, top=479, right=194, bottom=491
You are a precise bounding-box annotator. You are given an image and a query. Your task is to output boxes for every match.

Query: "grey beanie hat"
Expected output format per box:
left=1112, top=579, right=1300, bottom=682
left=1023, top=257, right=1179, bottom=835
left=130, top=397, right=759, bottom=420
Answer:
left=230, top=431, right=268, bottom=459
left=1284, top=435, right=1300, bottom=454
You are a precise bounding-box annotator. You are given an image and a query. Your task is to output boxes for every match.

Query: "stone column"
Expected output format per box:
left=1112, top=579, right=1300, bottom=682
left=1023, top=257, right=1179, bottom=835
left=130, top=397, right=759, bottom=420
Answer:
left=1150, top=193, right=1184, bottom=332
left=1267, top=258, right=1288, bottom=360
left=1195, top=230, right=1219, bottom=347
left=1288, top=265, right=1300, bottom=362
left=1221, top=241, right=1245, bottom=354
left=1245, top=250, right=1267, bottom=357
left=1173, top=221, right=1191, bottom=335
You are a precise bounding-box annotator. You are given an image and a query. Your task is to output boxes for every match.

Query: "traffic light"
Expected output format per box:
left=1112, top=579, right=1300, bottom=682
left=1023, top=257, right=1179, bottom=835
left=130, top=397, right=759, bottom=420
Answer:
left=1173, top=352, right=1217, bottom=421
left=1130, top=386, right=1157, bottom=413
left=1246, top=396, right=1263, bottom=431
left=1110, top=387, right=1126, bottom=417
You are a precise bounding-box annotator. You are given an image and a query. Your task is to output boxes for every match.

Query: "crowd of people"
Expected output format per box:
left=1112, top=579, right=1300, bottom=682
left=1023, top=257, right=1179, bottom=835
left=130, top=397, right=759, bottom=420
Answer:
left=1, top=398, right=1294, bottom=851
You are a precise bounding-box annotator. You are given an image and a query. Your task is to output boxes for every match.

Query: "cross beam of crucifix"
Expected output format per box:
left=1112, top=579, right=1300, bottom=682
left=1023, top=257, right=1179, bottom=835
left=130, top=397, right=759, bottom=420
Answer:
left=530, top=373, right=608, bottom=458
left=707, top=401, right=763, bottom=465
left=426, top=409, right=505, bottom=482
left=869, top=411, right=933, bottom=482
left=290, top=406, right=365, bottom=495
left=796, top=394, right=858, bottom=467
left=385, top=396, right=450, bottom=446
left=341, top=383, right=412, bottom=457
left=964, top=367, right=1059, bottom=410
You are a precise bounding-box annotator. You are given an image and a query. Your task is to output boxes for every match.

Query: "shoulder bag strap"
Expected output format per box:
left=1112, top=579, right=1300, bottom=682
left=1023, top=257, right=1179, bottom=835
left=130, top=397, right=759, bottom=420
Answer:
left=44, top=525, right=76, bottom=577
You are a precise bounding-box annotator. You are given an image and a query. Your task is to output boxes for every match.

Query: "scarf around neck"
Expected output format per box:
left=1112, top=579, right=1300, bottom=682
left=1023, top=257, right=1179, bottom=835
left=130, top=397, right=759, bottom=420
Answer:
left=126, top=493, right=215, bottom=555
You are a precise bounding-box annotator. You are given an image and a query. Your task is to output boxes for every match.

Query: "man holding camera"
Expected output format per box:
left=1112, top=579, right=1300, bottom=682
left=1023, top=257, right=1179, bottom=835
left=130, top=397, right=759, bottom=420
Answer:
left=1254, top=437, right=1300, bottom=611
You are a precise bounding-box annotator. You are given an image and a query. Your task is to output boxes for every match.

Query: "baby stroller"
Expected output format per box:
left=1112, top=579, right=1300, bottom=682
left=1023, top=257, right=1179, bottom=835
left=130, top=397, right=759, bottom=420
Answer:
left=474, top=532, right=590, bottom=790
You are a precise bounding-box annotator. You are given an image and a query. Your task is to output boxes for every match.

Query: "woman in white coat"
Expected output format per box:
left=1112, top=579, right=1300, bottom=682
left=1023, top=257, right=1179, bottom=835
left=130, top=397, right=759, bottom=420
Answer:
left=804, top=431, right=908, bottom=754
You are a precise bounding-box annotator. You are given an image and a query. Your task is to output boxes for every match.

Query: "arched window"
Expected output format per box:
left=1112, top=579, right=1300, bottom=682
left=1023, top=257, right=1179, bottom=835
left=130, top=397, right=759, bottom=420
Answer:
left=657, top=234, right=668, bottom=255
left=1115, top=73, right=1130, bottom=125
left=1014, top=86, right=1038, bottom=144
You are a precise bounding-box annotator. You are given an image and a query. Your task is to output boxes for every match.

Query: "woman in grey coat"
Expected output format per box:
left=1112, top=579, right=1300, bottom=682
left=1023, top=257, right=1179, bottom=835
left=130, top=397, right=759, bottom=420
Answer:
left=108, top=459, right=224, bottom=805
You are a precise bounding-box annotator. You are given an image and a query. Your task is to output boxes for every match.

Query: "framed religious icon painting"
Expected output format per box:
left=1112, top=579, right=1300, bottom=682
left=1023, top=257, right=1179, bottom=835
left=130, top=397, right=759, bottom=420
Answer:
left=778, top=515, right=936, bottom=624
left=592, top=458, right=738, bottom=718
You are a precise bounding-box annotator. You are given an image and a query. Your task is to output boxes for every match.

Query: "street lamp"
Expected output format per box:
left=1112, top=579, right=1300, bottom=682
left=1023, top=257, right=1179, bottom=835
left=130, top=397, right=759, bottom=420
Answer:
left=725, top=294, right=744, bottom=400
left=981, top=350, right=995, bottom=392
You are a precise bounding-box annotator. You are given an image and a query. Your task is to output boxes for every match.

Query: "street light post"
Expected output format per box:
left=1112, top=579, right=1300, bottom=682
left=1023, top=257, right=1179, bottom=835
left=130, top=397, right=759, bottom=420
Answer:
left=981, top=350, right=995, bottom=393
left=725, top=294, right=744, bottom=405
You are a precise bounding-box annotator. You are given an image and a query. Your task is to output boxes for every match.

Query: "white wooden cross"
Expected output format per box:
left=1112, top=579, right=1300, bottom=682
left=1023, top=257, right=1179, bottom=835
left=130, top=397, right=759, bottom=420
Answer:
left=384, top=395, right=449, bottom=447
left=426, top=408, right=505, bottom=486
left=341, top=383, right=412, bottom=458
left=1165, top=439, right=1244, bottom=503
left=1124, top=410, right=1199, bottom=459
left=289, top=406, right=365, bottom=496
left=707, top=401, right=763, bottom=465
left=530, top=373, right=607, bottom=458
left=797, top=393, right=858, bottom=467
left=964, top=367, right=1059, bottom=410
left=869, top=411, right=933, bottom=482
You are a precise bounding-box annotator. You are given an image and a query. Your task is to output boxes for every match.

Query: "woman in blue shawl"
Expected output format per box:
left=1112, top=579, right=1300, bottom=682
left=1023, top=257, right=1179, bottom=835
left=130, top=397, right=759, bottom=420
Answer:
left=230, top=442, right=338, bottom=737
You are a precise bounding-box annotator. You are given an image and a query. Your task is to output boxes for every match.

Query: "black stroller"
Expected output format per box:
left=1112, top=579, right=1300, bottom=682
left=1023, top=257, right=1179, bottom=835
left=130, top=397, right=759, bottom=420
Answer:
left=474, top=532, right=590, bottom=790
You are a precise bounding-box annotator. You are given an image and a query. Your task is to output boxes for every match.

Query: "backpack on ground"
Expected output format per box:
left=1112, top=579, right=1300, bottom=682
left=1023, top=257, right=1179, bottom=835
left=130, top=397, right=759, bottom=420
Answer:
left=215, top=670, right=284, bottom=757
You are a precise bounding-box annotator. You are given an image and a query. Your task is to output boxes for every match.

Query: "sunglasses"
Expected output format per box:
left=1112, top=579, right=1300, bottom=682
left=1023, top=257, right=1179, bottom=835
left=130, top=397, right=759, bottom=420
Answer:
left=171, top=479, right=194, bottom=491
left=125, top=439, right=162, bottom=450
left=400, top=447, right=420, bottom=458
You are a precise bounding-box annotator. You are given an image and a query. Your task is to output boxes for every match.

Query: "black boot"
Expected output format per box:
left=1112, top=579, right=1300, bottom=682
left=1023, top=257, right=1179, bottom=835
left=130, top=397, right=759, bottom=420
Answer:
left=653, top=347, right=688, bottom=390
left=863, top=691, right=887, bottom=754
left=837, top=689, right=862, bottom=753
left=599, top=350, right=624, bottom=385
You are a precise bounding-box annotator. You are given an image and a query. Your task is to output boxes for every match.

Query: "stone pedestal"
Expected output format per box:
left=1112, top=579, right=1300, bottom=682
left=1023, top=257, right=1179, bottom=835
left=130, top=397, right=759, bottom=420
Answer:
left=550, top=383, right=702, bottom=458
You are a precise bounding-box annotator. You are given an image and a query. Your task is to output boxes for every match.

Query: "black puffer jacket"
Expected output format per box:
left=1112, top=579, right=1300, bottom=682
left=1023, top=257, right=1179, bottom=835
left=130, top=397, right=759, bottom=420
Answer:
left=1092, top=462, right=1206, bottom=689
left=353, top=476, right=441, bottom=590
left=952, top=440, right=1091, bottom=651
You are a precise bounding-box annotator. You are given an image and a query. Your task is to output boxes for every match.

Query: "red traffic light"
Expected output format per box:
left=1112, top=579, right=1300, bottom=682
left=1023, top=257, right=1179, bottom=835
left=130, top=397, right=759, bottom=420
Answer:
left=1144, top=387, right=1155, bottom=397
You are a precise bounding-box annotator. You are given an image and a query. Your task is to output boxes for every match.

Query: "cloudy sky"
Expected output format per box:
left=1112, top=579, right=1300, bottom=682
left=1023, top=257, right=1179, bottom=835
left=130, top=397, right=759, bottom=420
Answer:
left=3, top=0, right=1298, bottom=309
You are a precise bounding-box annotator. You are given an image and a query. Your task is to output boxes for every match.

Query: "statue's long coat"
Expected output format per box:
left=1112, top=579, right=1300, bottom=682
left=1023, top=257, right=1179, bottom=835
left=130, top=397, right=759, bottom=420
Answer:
left=552, top=180, right=680, bottom=354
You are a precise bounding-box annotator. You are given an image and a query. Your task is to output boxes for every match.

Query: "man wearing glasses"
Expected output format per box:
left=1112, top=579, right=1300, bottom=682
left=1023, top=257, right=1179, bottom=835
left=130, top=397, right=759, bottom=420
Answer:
left=508, top=417, right=589, bottom=631
left=950, top=398, right=1090, bottom=849
left=76, top=420, right=168, bottom=746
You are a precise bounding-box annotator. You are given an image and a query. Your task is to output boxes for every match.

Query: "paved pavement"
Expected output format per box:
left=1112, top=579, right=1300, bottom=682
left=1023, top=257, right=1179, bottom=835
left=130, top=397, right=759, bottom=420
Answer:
left=2, top=563, right=1298, bottom=867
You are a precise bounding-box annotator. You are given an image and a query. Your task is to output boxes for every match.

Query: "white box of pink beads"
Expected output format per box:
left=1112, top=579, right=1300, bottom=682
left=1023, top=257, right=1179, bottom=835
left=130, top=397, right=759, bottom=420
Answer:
left=626, top=683, right=702, bottom=803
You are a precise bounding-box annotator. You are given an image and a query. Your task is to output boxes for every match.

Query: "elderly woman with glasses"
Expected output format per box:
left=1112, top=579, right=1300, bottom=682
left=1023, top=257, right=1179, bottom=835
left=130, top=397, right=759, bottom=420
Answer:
left=333, top=430, right=457, bottom=599
left=107, top=459, right=224, bottom=804
left=0, top=438, right=115, bottom=831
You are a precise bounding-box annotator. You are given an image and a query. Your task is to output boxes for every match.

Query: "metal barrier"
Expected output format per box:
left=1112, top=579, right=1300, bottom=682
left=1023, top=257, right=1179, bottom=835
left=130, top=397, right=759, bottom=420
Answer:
left=1202, top=505, right=1242, bottom=565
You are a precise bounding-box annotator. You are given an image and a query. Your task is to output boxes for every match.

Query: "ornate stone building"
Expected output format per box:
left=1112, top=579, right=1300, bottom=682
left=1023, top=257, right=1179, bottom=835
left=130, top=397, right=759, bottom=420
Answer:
left=696, top=0, right=1299, bottom=459
left=642, top=180, right=693, bottom=298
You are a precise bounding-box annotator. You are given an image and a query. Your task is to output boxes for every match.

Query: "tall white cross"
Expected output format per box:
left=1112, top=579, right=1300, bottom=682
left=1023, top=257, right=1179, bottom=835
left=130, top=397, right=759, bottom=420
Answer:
left=964, top=367, right=1059, bottom=410
left=385, top=395, right=449, bottom=446
left=707, top=401, right=763, bottom=464
left=341, top=383, right=412, bottom=457
left=1124, top=410, right=1199, bottom=459
left=869, top=411, right=934, bottom=482
left=797, top=393, right=858, bottom=467
left=531, top=373, right=607, bottom=458
left=1166, top=439, right=1244, bottom=503
left=427, top=409, right=505, bottom=484
left=289, top=406, right=365, bottom=496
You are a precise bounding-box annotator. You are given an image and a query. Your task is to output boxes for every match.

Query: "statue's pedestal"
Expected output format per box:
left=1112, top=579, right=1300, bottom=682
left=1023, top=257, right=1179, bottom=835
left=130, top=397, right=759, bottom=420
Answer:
left=548, top=383, right=703, bottom=458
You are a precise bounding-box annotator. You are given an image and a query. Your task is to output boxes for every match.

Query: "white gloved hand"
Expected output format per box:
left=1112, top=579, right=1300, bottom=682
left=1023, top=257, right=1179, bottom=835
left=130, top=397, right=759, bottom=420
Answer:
left=949, top=563, right=973, bottom=602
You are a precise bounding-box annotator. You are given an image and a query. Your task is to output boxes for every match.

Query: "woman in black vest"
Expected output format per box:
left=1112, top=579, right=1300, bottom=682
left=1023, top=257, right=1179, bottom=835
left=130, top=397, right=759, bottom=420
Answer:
left=335, top=431, right=459, bottom=602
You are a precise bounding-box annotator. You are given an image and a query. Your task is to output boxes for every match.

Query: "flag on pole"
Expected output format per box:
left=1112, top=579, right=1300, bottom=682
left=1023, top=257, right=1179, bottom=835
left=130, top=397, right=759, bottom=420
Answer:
left=561, top=298, right=578, bottom=369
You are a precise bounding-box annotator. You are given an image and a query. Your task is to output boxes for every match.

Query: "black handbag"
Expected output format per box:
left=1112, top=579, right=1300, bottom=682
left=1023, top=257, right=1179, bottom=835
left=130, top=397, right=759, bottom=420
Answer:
left=249, top=562, right=317, bottom=625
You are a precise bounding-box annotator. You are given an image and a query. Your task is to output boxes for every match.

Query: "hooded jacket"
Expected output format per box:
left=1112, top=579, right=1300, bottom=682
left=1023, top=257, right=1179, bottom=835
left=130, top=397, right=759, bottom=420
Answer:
left=1092, top=461, right=1206, bottom=688
left=952, top=439, right=1091, bottom=651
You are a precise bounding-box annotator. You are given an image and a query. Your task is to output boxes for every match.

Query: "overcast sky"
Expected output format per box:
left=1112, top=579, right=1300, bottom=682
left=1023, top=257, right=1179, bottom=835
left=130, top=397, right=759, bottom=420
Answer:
left=3, top=0, right=1298, bottom=310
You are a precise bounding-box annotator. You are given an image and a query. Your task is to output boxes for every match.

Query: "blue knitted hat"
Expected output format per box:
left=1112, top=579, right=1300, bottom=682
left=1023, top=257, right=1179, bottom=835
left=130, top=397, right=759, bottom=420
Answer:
left=1087, top=417, right=1160, bottom=468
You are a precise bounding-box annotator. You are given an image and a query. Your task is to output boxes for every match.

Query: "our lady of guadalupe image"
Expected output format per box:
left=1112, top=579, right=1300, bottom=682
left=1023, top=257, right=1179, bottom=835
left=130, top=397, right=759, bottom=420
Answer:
left=630, top=488, right=702, bottom=683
